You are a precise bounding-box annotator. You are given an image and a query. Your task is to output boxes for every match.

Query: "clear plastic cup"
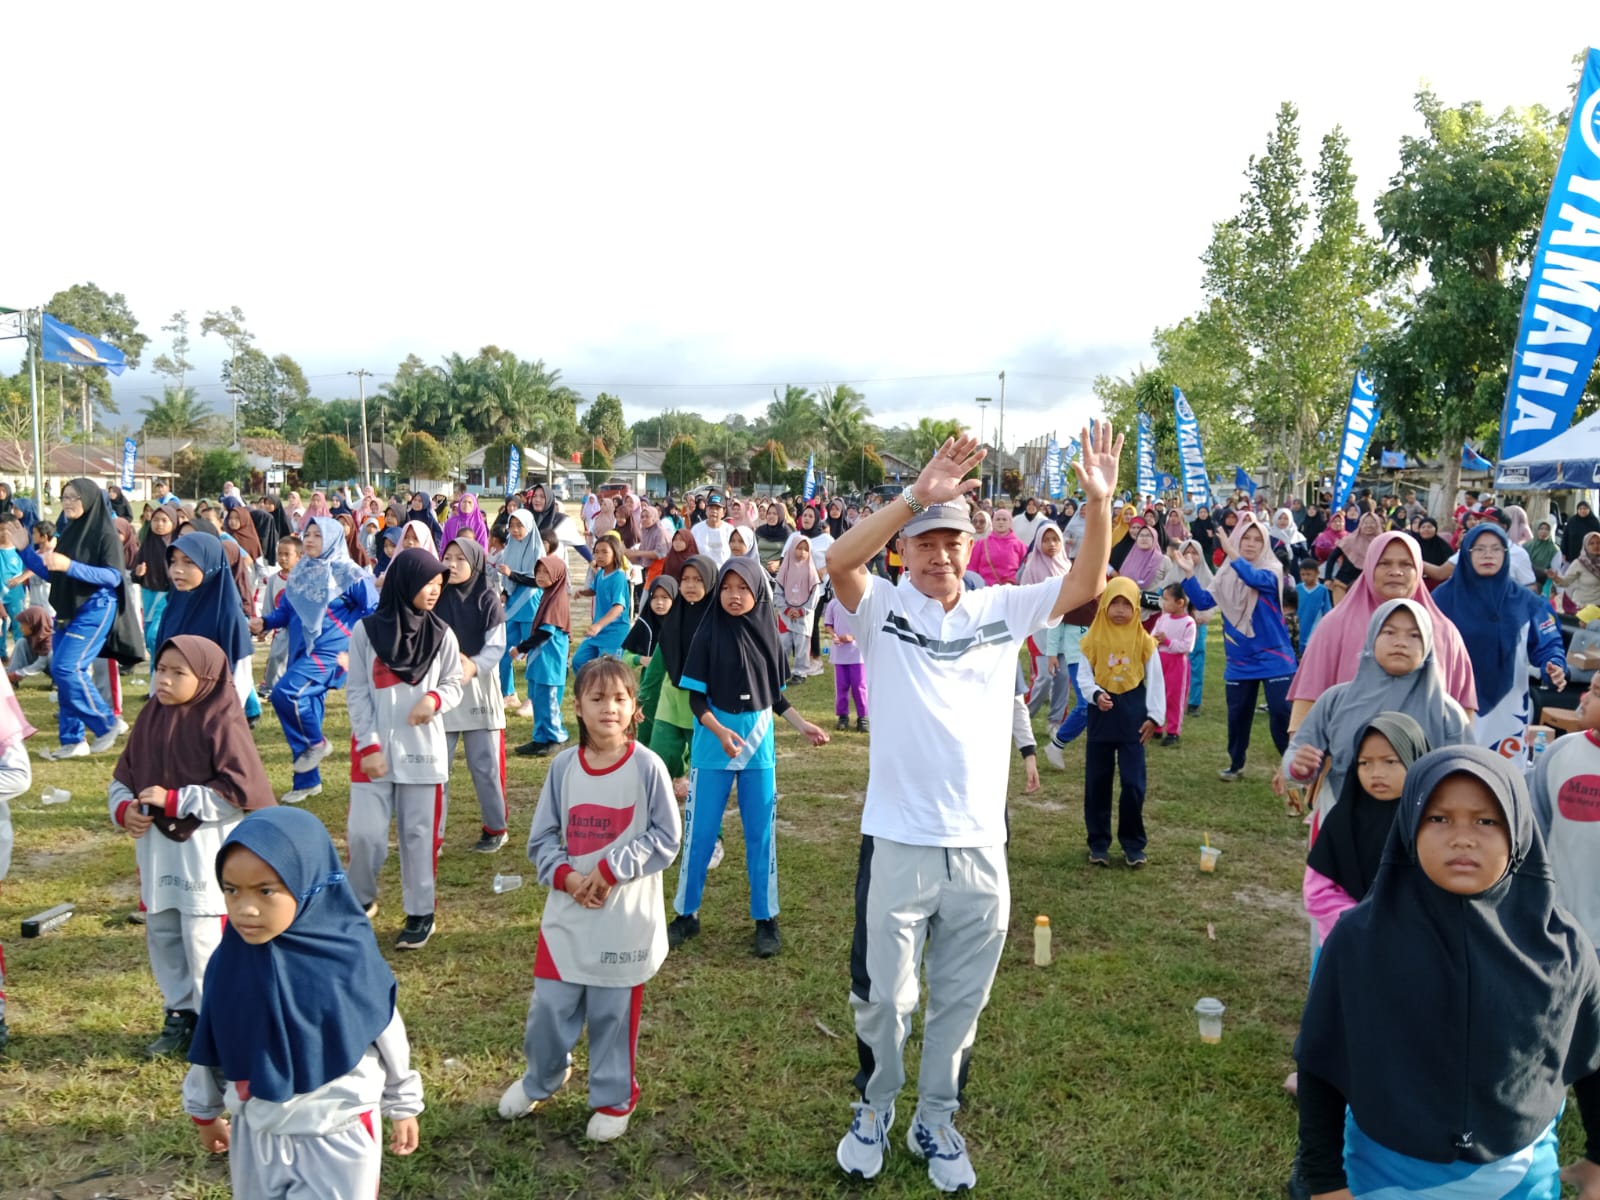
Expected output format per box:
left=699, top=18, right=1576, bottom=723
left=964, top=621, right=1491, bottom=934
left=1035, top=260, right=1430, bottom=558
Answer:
left=41, top=788, right=71, bottom=807
left=1195, top=997, right=1226, bottom=1043
left=1198, top=845, right=1221, bottom=873
left=492, top=873, right=524, bottom=894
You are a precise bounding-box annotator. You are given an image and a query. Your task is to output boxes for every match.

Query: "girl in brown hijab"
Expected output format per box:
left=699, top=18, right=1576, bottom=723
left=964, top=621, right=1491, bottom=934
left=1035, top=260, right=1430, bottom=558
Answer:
left=109, top=635, right=274, bottom=1057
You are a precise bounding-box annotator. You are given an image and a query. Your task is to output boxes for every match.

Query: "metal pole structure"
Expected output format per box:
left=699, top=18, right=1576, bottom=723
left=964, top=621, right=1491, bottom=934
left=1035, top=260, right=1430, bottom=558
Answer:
left=28, top=309, right=44, bottom=505
left=997, top=370, right=1006, bottom=498
left=349, top=369, right=372, bottom=489
left=975, top=397, right=992, bottom=499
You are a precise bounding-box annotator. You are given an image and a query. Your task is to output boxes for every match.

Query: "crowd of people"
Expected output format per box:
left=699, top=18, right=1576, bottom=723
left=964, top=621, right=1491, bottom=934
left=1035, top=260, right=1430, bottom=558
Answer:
left=7, top=452, right=1600, bottom=1196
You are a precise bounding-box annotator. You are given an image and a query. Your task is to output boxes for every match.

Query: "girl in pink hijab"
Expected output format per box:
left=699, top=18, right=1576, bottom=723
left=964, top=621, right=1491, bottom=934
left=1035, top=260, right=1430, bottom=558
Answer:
left=972, top=508, right=1028, bottom=586
left=297, top=491, right=330, bottom=532
left=1288, top=530, right=1478, bottom=732
left=1117, top=520, right=1164, bottom=590
left=441, top=491, right=489, bottom=550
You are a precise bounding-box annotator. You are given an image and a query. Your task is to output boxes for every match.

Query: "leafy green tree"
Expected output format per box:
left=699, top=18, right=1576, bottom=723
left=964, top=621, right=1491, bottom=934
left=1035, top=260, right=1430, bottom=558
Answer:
left=840, top=443, right=885, bottom=491
left=41, top=282, right=150, bottom=426
left=150, top=311, right=194, bottom=392
left=302, top=434, right=360, bottom=484
left=700, top=421, right=749, bottom=476
left=582, top=393, right=631, bottom=457
left=140, top=387, right=214, bottom=440
left=581, top=438, right=613, bottom=477
left=817, top=383, right=870, bottom=485
left=197, top=448, right=250, bottom=497
left=235, top=349, right=315, bottom=438
left=749, top=439, right=789, bottom=489
left=398, top=431, right=450, bottom=488
left=1366, top=91, right=1560, bottom=529
left=893, top=417, right=965, bottom=465
left=662, top=435, right=704, bottom=493
left=1195, top=104, right=1384, bottom=493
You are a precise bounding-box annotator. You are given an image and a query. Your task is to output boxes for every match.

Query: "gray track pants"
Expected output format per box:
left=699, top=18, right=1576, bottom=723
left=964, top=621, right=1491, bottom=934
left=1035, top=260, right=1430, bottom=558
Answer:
left=444, top=729, right=507, bottom=835
left=347, top=780, right=443, bottom=916
left=848, top=837, right=1009, bottom=1123
left=228, top=1107, right=381, bottom=1199
left=519, top=978, right=643, bottom=1114
left=147, top=909, right=224, bottom=1014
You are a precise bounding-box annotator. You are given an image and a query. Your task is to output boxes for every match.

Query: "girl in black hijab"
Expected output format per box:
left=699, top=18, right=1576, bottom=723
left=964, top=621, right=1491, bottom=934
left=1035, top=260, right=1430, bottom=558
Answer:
left=406, top=492, right=445, bottom=546
left=648, top=555, right=715, bottom=786
left=105, top=484, right=134, bottom=521
left=670, top=557, right=830, bottom=958
left=27, top=478, right=143, bottom=758
left=1295, top=744, right=1600, bottom=1197
left=624, top=575, right=678, bottom=746
left=1564, top=501, right=1600, bottom=564
left=1302, top=712, right=1429, bottom=940
left=437, top=535, right=511, bottom=853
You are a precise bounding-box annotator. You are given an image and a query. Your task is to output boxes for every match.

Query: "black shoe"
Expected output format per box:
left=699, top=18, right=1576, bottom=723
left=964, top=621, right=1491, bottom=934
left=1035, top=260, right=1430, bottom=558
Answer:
left=1125, top=851, right=1148, bottom=869
left=1218, top=767, right=1244, bottom=782
left=667, top=913, right=700, bottom=949
left=753, top=917, right=782, bottom=958
left=247, top=715, right=260, bottom=729
left=1285, top=1149, right=1312, bottom=1200
left=395, top=914, right=435, bottom=950
left=1088, top=851, right=1111, bottom=868
left=146, top=1009, right=196, bottom=1058
left=1186, top=704, right=1200, bottom=716
left=855, top=717, right=869, bottom=734
left=1162, top=734, right=1180, bottom=748
left=787, top=676, right=805, bottom=688
left=126, top=910, right=147, bottom=926
left=0, top=1018, right=9, bottom=1053
left=472, top=831, right=509, bottom=853
left=836, top=716, right=849, bottom=731
left=513, top=740, right=549, bottom=757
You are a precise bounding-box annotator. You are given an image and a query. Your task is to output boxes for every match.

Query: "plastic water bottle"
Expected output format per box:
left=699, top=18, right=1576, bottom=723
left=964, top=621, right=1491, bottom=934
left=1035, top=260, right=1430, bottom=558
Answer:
left=1532, top=729, right=1550, bottom=763
left=40, top=788, right=70, bottom=806
left=1033, top=915, right=1052, bottom=966
left=492, top=873, right=523, bottom=894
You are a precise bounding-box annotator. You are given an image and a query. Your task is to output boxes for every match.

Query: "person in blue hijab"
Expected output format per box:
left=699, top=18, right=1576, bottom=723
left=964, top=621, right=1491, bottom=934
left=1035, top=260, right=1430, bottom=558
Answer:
left=1433, top=523, right=1566, bottom=756
left=252, top=517, right=378, bottom=804
left=184, top=808, right=423, bottom=1193
left=155, top=533, right=254, bottom=703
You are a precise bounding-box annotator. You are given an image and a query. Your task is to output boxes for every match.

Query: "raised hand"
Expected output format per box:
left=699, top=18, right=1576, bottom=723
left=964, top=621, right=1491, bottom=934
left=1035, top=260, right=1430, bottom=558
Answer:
left=1071, top=419, right=1124, bottom=504
left=911, top=434, right=986, bottom=506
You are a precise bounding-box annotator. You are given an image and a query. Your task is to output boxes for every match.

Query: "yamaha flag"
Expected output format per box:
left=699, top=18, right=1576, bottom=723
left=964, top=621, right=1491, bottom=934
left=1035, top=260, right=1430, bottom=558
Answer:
left=1332, top=369, right=1379, bottom=512
left=506, top=446, right=522, bottom=496
left=803, top=453, right=817, bottom=501
left=1172, top=387, right=1214, bottom=510
left=1497, top=48, right=1600, bottom=462
left=1136, top=412, right=1157, bottom=499
left=121, top=438, right=137, bottom=490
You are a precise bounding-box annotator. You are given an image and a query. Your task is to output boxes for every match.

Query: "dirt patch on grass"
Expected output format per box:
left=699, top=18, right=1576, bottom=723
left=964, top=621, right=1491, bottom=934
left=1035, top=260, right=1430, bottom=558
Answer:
left=1229, top=883, right=1302, bottom=917
left=9, top=1163, right=184, bottom=1200
left=24, top=827, right=111, bottom=874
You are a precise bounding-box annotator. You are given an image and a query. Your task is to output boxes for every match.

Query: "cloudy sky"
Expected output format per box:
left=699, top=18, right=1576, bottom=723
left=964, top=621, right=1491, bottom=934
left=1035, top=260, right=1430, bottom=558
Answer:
left=2, top=4, right=1593, bottom=453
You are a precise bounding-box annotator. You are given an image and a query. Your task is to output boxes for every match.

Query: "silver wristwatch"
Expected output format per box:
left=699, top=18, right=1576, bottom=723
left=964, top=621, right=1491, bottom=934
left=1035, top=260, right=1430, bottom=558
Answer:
left=899, top=487, right=925, bottom=516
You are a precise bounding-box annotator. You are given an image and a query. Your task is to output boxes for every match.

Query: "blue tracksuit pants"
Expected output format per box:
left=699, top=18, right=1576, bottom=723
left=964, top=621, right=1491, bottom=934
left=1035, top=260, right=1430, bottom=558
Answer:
left=52, top=590, right=118, bottom=745
left=270, top=652, right=346, bottom=790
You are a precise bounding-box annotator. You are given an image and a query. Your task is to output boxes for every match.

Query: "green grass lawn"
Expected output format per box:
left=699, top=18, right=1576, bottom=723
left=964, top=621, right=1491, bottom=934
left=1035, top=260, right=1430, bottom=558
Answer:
left=0, top=626, right=1327, bottom=1199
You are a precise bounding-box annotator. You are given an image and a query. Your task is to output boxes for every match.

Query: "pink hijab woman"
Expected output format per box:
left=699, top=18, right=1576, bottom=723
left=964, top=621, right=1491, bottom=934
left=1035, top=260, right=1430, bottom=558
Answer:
left=441, top=490, right=489, bottom=549
left=297, top=490, right=331, bottom=532
left=1288, top=530, right=1478, bottom=727
left=973, top=507, right=1028, bottom=586
left=1118, top=520, right=1164, bottom=590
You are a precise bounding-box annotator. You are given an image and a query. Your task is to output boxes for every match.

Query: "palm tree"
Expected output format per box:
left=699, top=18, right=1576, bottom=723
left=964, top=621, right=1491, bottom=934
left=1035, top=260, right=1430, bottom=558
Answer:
left=900, top=416, right=964, bottom=465
left=765, top=385, right=819, bottom=457
left=816, top=383, right=870, bottom=487
left=140, top=386, right=213, bottom=439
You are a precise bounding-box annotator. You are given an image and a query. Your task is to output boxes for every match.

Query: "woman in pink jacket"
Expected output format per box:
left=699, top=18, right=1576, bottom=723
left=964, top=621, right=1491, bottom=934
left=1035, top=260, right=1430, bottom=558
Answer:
left=971, top=507, right=1028, bottom=587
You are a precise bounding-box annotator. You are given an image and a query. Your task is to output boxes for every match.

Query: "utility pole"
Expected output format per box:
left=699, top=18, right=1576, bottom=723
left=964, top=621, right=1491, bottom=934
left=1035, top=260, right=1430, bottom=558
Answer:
left=349, top=369, right=373, bottom=489
left=997, top=370, right=1006, bottom=497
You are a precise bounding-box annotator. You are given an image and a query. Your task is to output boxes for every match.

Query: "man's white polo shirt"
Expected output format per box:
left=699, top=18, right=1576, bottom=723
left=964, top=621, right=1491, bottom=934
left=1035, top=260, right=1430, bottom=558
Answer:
left=848, top=574, right=1061, bottom=848
left=694, top=522, right=733, bottom=568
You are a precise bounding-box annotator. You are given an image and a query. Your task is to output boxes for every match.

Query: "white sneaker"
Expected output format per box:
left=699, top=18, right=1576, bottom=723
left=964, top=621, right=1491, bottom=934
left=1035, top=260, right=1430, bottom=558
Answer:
left=1044, top=740, right=1066, bottom=771
left=517, top=702, right=534, bottom=719
left=498, top=1064, right=572, bottom=1120
left=48, top=689, right=59, bottom=705
left=89, top=728, right=119, bottom=754
left=707, top=839, right=725, bottom=871
left=281, top=785, right=323, bottom=805
left=112, top=718, right=129, bottom=737
left=586, top=1110, right=631, bottom=1141
left=291, top=739, right=332, bottom=774
left=40, top=741, right=89, bottom=762
left=907, top=1110, right=977, bottom=1193
left=837, top=1101, right=894, bottom=1180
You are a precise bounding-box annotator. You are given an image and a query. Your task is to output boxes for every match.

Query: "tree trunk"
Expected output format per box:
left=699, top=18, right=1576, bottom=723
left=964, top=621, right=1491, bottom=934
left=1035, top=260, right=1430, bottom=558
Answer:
left=1437, top=438, right=1463, bottom=538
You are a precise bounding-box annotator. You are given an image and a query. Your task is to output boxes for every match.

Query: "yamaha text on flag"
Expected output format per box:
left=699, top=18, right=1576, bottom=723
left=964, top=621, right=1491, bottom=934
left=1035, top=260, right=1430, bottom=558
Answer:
left=1172, top=387, right=1214, bottom=510
left=506, top=446, right=522, bottom=497
left=1332, top=369, right=1380, bottom=512
left=1136, top=412, right=1157, bottom=499
left=1497, top=48, right=1600, bottom=462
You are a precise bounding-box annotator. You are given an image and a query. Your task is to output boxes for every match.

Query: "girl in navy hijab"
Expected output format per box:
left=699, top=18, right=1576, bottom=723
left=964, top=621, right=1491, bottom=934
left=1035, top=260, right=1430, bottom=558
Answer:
left=156, top=533, right=256, bottom=707
left=1433, top=523, right=1566, bottom=757
left=184, top=808, right=423, bottom=1194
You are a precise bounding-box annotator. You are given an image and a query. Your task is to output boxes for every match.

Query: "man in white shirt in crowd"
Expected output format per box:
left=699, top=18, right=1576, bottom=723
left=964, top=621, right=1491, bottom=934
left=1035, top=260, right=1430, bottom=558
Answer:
left=826, top=422, right=1120, bottom=1193
left=692, top=491, right=733, bottom=567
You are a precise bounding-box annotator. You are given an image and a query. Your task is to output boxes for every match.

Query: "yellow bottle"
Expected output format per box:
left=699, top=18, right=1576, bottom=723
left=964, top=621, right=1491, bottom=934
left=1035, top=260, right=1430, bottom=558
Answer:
left=1033, top=915, right=1052, bottom=966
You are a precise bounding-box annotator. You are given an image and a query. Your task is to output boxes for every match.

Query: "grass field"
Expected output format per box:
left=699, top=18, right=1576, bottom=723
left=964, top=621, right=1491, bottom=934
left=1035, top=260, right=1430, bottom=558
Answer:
left=0, top=599, right=1334, bottom=1199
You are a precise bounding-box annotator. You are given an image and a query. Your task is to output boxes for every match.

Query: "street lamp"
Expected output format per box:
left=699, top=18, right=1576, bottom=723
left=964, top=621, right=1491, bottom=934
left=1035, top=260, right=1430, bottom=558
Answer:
left=975, top=397, right=992, bottom=499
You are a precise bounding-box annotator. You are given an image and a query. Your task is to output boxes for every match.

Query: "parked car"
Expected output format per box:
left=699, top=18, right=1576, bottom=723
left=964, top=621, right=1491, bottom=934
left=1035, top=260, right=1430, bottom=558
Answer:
left=597, top=479, right=630, bottom=500
left=565, top=473, right=589, bottom=496
left=548, top=480, right=570, bottom=502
